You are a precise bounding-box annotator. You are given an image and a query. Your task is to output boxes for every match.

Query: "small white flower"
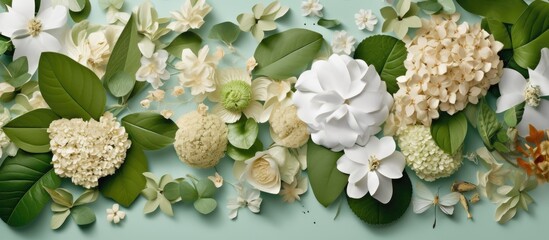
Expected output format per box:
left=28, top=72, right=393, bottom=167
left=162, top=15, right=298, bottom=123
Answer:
left=337, top=136, right=405, bottom=203
left=160, top=110, right=173, bottom=119
left=172, top=86, right=185, bottom=96
left=175, top=45, right=222, bottom=97
left=208, top=172, right=224, bottom=188
left=355, top=9, right=378, bottom=31
left=331, top=31, right=356, bottom=55
left=140, top=99, right=151, bottom=109
left=301, top=0, right=323, bottom=17
left=167, top=0, right=212, bottom=33
left=227, top=183, right=262, bottom=220
left=136, top=50, right=170, bottom=90
left=106, top=204, right=126, bottom=224
left=147, top=89, right=165, bottom=102
left=280, top=174, right=308, bottom=203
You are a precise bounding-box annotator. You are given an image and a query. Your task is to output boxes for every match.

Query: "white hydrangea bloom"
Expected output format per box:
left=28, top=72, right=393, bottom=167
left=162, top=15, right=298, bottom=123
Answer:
left=167, top=0, right=212, bottom=33
left=331, top=31, right=356, bottom=55
left=48, top=112, right=131, bottom=188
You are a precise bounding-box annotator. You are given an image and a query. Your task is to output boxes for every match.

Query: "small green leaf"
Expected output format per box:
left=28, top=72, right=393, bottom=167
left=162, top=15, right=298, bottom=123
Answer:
left=196, top=179, right=216, bottom=199
left=193, top=198, right=217, bottom=215
left=141, top=188, right=158, bottom=201
left=227, top=139, right=263, bottom=161
left=494, top=141, right=511, bottom=153
left=121, top=112, right=178, bottom=150
left=307, top=140, right=348, bottom=207
left=0, top=39, right=10, bottom=55
left=51, top=210, right=70, bottom=230
left=317, top=18, right=341, bottom=29
left=347, top=171, right=412, bottom=225
left=166, top=31, right=203, bottom=57
left=51, top=203, right=70, bottom=213
left=179, top=181, right=199, bottom=202
left=464, top=103, right=478, bottom=128
left=69, top=0, right=91, bottom=23
left=2, top=109, right=60, bottom=153
left=74, top=190, right=99, bottom=206
left=504, top=103, right=524, bottom=127
left=71, top=206, right=96, bottom=226
left=431, top=111, right=468, bottom=155
left=417, top=0, right=442, bottom=15
left=107, top=72, right=136, bottom=98
left=209, top=22, right=241, bottom=45
left=477, top=99, right=502, bottom=149
left=158, top=195, right=174, bottom=216
left=227, top=118, right=259, bottom=149
left=44, top=188, right=73, bottom=208
left=163, top=182, right=180, bottom=202
left=0, top=57, right=31, bottom=88
left=456, top=0, right=528, bottom=24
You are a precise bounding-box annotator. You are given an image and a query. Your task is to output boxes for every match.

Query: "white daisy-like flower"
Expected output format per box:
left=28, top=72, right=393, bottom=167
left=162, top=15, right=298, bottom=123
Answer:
left=106, top=204, right=126, bottom=224
left=175, top=45, right=223, bottom=97
left=496, top=48, right=549, bottom=136
left=355, top=9, right=377, bottom=31
left=167, top=0, right=212, bottom=33
left=0, top=0, right=68, bottom=73
left=301, top=0, right=323, bottom=17
left=331, top=31, right=356, bottom=55
left=136, top=50, right=170, bottom=89
left=337, top=136, right=405, bottom=203
left=227, top=183, right=262, bottom=220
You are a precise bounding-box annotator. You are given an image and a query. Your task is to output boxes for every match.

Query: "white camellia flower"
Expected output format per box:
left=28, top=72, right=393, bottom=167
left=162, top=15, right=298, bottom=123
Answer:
left=355, top=9, right=378, bottom=31
left=301, top=0, right=323, bottom=17
left=0, top=0, right=68, bottom=73
left=136, top=50, right=170, bottom=89
left=337, top=136, right=405, bottom=203
left=496, top=48, right=549, bottom=136
left=331, top=31, right=356, bottom=55
left=293, top=54, right=393, bottom=151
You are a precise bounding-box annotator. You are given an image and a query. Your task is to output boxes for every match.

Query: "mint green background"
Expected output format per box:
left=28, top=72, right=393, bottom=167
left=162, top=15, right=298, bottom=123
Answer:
left=2, top=0, right=548, bottom=239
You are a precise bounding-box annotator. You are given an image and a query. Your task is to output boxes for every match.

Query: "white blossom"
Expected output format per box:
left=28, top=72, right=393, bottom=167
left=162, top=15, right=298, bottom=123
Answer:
left=136, top=50, right=170, bottom=89
left=331, top=31, right=356, bottom=55
left=167, top=0, right=212, bottom=33
left=355, top=9, right=377, bottom=31
left=301, top=0, right=323, bottom=17
left=106, top=204, right=126, bottom=224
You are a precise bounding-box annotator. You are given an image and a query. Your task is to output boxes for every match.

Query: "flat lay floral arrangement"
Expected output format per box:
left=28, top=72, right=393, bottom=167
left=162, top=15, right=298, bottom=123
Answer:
left=0, top=0, right=548, bottom=231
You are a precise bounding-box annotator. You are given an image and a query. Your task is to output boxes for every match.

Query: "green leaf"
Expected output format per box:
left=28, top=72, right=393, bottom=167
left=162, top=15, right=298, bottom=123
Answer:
left=227, top=139, right=263, bottom=161
left=141, top=188, right=158, bottom=201
left=44, top=188, right=73, bottom=208
left=179, top=181, right=199, bottom=202
left=100, top=146, right=149, bottom=207
left=354, top=35, right=407, bottom=94
left=0, top=57, right=31, bottom=88
left=253, top=29, right=323, bottom=80
left=166, top=31, right=203, bottom=57
left=0, top=151, right=61, bottom=227
left=504, top=103, right=524, bottom=127
left=456, top=0, right=528, bottom=24
left=417, top=0, right=442, bottom=15
left=430, top=111, right=468, bottom=155
left=196, top=179, right=216, bottom=199
left=121, top=112, right=178, bottom=150
left=482, top=18, right=512, bottom=50
left=317, top=18, right=341, bottom=29
left=103, top=15, right=141, bottom=99
left=107, top=72, right=136, bottom=98
left=51, top=210, right=70, bottom=230
left=209, top=22, right=241, bottom=45
left=477, top=99, right=501, bottom=149
left=511, top=0, right=549, bottom=69
left=2, top=109, right=60, bottom=153
left=0, top=38, right=10, bottom=55
left=69, top=0, right=91, bottom=23
left=71, top=206, right=96, bottom=226
left=51, top=203, right=70, bottom=213
left=494, top=141, right=511, bottom=153
left=163, top=182, right=180, bottom=202
left=158, top=195, right=173, bottom=216
left=307, top=140, right=348, bottom=207
left=38, top=52, right=106, bottom=121
left=74, top=190, right=99, bottom=206
left=347, top=171, right=413, bottom=225
left=227, top=118, right=259, bottom=149
left=193, top=198, right=217, bottom=215
left=464, top=103, right=478, bottom=128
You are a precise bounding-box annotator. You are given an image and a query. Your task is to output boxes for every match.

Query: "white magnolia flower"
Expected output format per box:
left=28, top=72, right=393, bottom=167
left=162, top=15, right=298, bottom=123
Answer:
left=496, top=48, right=549, bottom=136
left=301, top=0, right=323, bottom=17
left=355, top=9, right=377, bottom=31
left=106, top=204, right=126, bottom=224
left=337, top=136, right=405, bottom=203
left=136, top=50, right=170, bottom=89
left=175, top=45, right=223, bottom=97
left=208, top=172, right=224, bottom=188
left=293, top=54, right=393, bottom=151
left=227, top=183, right=262, bottom=220
left=331, top=31, right=356, bottom=55
left=167, top=0, right=212, bottom=33
left=0, top=0, right=68, bottom=73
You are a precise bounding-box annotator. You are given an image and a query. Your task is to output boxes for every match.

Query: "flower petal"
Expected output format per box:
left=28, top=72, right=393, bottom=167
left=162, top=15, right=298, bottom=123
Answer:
left=242, top=101, right=264, bottom=122
left=528, top=68, right=549, bottom=97
left=312, top=55, right=351, bottom=98
left=336, top=155, right=361, bottom=174
left=534, top=48, right=549, bottom=76
left=38, top=5, right=68, bottom=31
left=367, top=171, right=380, bottom=195
left=376, top=136, right=396, bottom=160
left=499, top=68, right=527, bottom=96
left=378, top=153, right=405, bottom=179
left=517, top=101, right=549, bottom=137
left=13, top=0, right=35, bottom=19
left=496, top=93, right=524, bottom=113
left=347, top=177, right=368, bottom=199
left=372, top=175, right=393, bottom=204
left=213, top=104, right=242, bottom=123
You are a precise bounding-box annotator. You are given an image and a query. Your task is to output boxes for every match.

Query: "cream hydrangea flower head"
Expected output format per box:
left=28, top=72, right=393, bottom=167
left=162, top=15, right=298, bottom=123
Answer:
left=394, top=14, right=503, bottom=126
left=269, top=105, right=309, bottom=149
left=47, top=112, right=131, bottom=188
left=174, top=104, right=228, bottom=168
left=396, top=124, right=462, bottom=181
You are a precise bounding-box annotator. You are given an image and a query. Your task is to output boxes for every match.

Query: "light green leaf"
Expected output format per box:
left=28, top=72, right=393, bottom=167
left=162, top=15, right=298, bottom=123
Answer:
left=464, top=103, right=478, bottom=128
left=417, top=0, right=442, bottom=15
left=166, top=31, right=203, bottom=57
left=0, top=57, right=31, bottom=88
left=196, top=179, right=216, bottom=199
left=227, top=139, right=263, bottom=161
left=100, top=146, right=149, bottom=207
left=504, top=103, right=524, bottom=127
left=0, top=38, right=10, bottom=55
left=511, top=0, right=549, bottom=69
left=456, top=0, right=528, bottom=24
left=71, top=206, right=96, bottom=226
left=431, top=111, right=468, bottom=155
left=74, top=190, right=99, bottom=206
left=2, top=109, right=60, bottom=153
left=121, top=112, right=178, bottom=150
left=51, top=203, right=70, bottom=213
left=494, top=141, right=511, bottom=153
left=477, top=99, right=501, bottom=149
left=158, top=195, right=174, bottom=216
left=354, top=35, right=407, bottom=94
left=317, top=18, right=341, bottom=29
left=159, top=174, right=174, bottom=189
left=44, top=188, right=73, bottom=208
left=69, top=0, right=91, bottom=22
left=141, top=188, right=158, bottom=201
left=51, top=210, right=70, bottom=230
left=307, top=140, right=348, bottom=207
left=143, top=199, right=159, bottom=214
left=193, top=198, right=217, bottom=215
left=209, top=22, right=241, bottom=45
left=253, top=29, right=323, bottom=80
left=107, top=71, right=136, bottom=98
left=0, top=151, right=62, bottom=227
left=227, top=118, right=259, bottom=149
left=38, top=52, right=106, bottom=121
left=179, top=181, right=199, bottom=202
left=163, top=182, right=180, bottom=202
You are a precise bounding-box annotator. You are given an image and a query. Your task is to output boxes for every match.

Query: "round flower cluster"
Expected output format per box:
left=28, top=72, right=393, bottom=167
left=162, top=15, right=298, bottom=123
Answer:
left=396, top=125, right=462, bottom=181
left=269, top=105, right=309, bottom=148
left=174, top=104, right=228, bottom=168
left=47, top=112, right=131, bottom=188
left=394, top=14, right=503, bottom=126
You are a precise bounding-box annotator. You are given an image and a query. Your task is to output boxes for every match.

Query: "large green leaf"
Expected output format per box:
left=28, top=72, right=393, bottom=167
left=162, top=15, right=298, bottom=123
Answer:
left=477, top=99, right=501, bottom=149
left=121, top=112, right=178, bottom=150
left=430, top=111, right=468, bottom=155
left=307, top=140, right=348, bottom=207
left=100, top=146, right=149, bottom=207
left=253, top=29, right=323, bottom=80
left=456, top=0, right=527, bottom=24
left=227, top=118, right=259, bottom=150
left=2, top=109, right=60, bottom=153
left=511, top=0, right=549, bottom=69
left=38, top=52, right=106, bottom=121
left=0, top=151, right=61, bottom=227
left=354, top=35, right=407, bottom=94
left=166, top=31, right=203, bottom=57
left=347, top=171, right=412, bottom=225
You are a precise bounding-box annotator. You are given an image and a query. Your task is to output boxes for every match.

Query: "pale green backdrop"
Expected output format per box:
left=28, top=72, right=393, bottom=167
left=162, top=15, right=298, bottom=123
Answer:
left=1, top=0, right=548, bottom=239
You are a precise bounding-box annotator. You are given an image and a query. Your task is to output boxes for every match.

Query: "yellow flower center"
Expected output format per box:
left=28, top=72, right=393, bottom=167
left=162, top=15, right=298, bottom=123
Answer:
left=27, top=18, right=43, bottom=37
left=524, top=83, right=541, bottom=107
left=250, top=158, right=276, bottom=184
left=368, top=155, right=380, bottom=171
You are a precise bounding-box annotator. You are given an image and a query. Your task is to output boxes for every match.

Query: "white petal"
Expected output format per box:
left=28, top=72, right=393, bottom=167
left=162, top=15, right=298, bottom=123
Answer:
left=0, top=11, right=29, bottom=37
left=496, top=94, right=524, bottom=113
left=343, top=144, right=370, bottom=165
left=251, top=77, right=271, bottom=101
left=348, top=167, right=368, bottom=184
left=528, top=68, right=549, bottom=97
left=534, top=48, right=549, bottom=76
left=38, top=5, right=68, bottom=31
left=242, top=101, right=264, bottom=122
left=313, top=55, right=351, bottom=97
left=377, top=152, right=405, bottom=179
left=295, top=70, right=323, bottom=93
left=347, top=177, right=368, bottom=199
left=213, top=104, right=242, bottom=123
left=13, top=0, right=35, bottom=19
left=367, top=171, right=380, bottom=195
left=376, top=137, right=396, bottom=160
left=372, top=175, right=393, bottom=204
left=336, top=156, right=362, bottom=174
left=499, top=68, right=527, bottom=96
left=517, top=101, right=549, bottom=137
left=413, top=198, right=433, bottom=214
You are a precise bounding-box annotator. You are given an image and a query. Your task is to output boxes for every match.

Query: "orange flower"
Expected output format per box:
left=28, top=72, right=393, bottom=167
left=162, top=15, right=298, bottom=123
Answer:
left=516, top=125, right=549, bottom=183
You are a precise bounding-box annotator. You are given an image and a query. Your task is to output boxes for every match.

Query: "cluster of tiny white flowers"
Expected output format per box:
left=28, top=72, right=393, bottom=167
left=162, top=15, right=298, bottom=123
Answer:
left=524, top=83, right=541, bottom=107
left=174, top=104, right=228, bottom=168
left=269, top=105, right=309, bottom=148
left=394, top=14, right=503, bottom=126
left=47, top=112, right=131, bottom=189
left=396, top=125, right=462, bottom=181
